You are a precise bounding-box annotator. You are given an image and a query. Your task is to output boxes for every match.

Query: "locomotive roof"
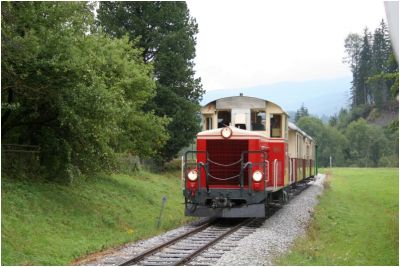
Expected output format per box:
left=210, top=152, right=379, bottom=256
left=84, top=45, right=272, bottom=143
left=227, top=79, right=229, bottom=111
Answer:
left=288, top=122, right=314, bottom=141
left=203, top=96, right=288, bottom=116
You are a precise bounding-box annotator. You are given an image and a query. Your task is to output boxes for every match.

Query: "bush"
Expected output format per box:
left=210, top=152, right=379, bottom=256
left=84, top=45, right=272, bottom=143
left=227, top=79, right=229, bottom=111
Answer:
left=378, top=155, right=399, bottom=167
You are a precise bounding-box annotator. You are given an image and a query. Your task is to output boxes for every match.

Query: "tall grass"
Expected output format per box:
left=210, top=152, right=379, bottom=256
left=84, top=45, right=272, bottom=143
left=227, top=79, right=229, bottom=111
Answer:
left=276, top=168, right=398, bottom=266
left=1, top=170, right=191, bottom=265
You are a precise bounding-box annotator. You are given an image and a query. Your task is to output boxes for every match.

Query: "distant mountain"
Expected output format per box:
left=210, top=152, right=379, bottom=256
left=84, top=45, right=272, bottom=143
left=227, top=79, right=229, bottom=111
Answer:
left=201, top=77, right=352, bottom=117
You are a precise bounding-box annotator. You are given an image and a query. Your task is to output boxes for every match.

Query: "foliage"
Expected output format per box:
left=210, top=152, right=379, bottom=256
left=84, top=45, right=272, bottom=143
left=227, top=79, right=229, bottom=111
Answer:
left=325, top=19, right=399, bottom=167
left=276, top=168, right=398, bottom=266
left=1, top=170, right=191, bottom=265
left=297, top=116, right=348, bottom=167
left=1, top=2, right=169, bottom=181
left=294, top=103, right=309, bottom=122
left=298, top=113, right=397, bottom=167
left=343, top=20, right=398, bottom=109
left=345, top=119, right=389, bottom=167
left=97, top=1, right=204, bottom=165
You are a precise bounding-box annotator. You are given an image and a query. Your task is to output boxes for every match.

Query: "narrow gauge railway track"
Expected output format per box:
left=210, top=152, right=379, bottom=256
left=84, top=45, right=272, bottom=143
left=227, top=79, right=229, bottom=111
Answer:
left=119, top=179, right=313, bottom=266
left=119, top=218, right=259, bottom=266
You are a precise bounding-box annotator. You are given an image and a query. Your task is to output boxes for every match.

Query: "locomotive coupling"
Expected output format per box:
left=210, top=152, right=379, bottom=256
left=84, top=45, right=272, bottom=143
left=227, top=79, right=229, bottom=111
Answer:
left=211, top=197, right=233, bottom=209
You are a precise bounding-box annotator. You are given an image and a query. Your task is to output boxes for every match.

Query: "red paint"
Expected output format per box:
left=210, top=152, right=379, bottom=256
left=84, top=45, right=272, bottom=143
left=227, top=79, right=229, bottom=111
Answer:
left=196, top=139, right=206, bottom=188
left=193, top=130, right=315, bottom=192
left=265, top=141, right=286, bottom=187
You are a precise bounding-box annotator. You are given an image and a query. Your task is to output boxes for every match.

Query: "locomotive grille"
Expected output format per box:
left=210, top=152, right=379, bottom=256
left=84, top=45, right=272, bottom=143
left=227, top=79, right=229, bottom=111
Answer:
left=206, top=139, right=248, bottom=186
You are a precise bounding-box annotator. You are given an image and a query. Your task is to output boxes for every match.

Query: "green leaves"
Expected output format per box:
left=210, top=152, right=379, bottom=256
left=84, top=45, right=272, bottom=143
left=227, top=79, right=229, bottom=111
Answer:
left=345, top=119, right=389, bottom=167
left=97, top=1, right=204, bottom=165
left=2, top=2, right=169, bottom=180
left=344, top=20, right=398, bottom=108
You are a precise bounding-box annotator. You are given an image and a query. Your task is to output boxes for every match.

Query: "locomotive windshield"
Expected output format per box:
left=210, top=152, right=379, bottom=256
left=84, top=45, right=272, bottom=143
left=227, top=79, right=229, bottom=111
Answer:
left=217, top=110, right=231, bottom=128
left=251, top=110, right=266, bottom=131
left=270, top=114, right=282, bottom=138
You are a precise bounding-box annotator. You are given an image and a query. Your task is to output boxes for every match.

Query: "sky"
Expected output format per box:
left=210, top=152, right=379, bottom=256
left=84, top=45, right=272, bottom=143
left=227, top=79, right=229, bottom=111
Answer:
left=186, top=0, right=389, bottom=91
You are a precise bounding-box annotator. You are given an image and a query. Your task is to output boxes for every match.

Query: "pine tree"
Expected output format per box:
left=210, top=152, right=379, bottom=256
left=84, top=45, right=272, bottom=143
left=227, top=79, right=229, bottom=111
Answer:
left=295, top=103, right=309, bottom=123
left=356, top=28, right=373, bottom=105
left=370, top=20, right=390, bottom=108
left=343, top=33, right=363, bottom=107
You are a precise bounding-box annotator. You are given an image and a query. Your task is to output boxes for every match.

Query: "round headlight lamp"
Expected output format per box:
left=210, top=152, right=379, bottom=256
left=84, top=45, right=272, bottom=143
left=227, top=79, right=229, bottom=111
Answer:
left=187, top=169, right=198, bottom=181
left=252, top=170, right=263, bottom=182
left=221, top=127, right=232, bottom=139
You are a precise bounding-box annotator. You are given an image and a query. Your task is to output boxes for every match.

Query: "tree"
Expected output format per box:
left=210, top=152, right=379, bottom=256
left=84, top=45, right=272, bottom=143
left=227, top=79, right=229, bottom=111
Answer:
left=378, top=120, right=399, bottom=167
left=345, top=119, right=389, bottom=167
left=294, top=103, right=309, bottom=122
left=297, top=116, right=348, bottom=167
left=357, top=28, right=373, bottom=105
left=328, top=115, right=337, bottom=127
left=343, top=33, right=363, bottom=72
left=97, top=2, right=204, bottom=165
left=344, top=21, right=398, bottom=110
left=1, top=2, right=169, bottom=181
left=366, top=20, right=394, bottom=109
left=344, top=33, right=363, bottom=107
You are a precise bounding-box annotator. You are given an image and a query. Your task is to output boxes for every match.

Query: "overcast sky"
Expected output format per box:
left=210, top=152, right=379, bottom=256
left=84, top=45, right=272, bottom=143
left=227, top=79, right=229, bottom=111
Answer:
left=186, top=0, right=388, bottom=91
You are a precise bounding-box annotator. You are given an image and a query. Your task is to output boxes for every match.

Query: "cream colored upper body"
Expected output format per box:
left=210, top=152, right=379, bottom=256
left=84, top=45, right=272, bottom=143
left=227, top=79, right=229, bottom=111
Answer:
left=200, top=96, right=315, bottom=159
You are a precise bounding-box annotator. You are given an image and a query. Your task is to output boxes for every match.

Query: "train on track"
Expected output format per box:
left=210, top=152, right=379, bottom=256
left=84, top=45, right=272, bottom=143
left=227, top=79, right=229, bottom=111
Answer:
left=182, top=95, right=317, bottom=218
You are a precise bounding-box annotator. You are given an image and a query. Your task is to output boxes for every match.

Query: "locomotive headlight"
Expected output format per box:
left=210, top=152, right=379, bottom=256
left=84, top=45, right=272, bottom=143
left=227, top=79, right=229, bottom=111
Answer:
left=221, top=127, right=232, bottom=139
left=187, top=169, right=198, bottom=181
left=252, top=170, right=263, bottom=182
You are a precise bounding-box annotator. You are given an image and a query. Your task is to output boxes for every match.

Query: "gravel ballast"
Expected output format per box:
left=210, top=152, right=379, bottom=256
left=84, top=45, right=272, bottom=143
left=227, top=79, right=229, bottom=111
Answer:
left=216, top=174, right=326, bottom=265
left=77, top=174, right=325, bottom=266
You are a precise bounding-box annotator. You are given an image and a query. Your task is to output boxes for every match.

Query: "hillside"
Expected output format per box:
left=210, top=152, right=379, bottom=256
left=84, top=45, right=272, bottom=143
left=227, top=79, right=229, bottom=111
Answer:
left=366, top=104, right=399, bottom=127
left=1, top=170, right=189, bottom=265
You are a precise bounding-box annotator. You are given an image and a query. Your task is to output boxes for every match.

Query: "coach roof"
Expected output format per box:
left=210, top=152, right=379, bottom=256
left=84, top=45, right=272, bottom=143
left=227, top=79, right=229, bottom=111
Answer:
left=288, top=122, right=314, bottom=141
left=202, top=96, right=289, bottom=116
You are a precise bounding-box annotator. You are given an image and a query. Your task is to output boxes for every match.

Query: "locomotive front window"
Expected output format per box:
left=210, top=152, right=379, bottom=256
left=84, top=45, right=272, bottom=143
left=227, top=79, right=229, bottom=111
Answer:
left=270, top=114, right=282, bottom=138
left=218, top=110, right=231, bottom=128
left=251, top=110, right=266, bottom=131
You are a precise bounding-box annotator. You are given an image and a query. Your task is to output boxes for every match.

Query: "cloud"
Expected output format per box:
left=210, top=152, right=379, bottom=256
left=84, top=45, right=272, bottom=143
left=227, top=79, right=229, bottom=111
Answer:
left=187, top=0, right=387, bottom=91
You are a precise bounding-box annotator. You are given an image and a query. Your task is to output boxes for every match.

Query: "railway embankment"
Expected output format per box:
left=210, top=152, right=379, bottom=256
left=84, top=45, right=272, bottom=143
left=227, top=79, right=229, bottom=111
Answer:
left=1, top=170, right=191, bottom=265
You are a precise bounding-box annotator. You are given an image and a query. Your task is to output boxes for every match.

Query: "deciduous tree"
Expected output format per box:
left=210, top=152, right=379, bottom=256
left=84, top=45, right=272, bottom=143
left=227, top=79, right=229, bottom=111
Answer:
left=97, top=1, right=204, bottom=165
left=1, top=2, right=169, bottom=181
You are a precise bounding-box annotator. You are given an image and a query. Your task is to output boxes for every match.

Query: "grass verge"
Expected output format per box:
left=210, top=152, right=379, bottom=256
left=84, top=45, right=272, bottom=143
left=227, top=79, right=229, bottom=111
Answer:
left=1, top=170, right=191, bottom=265
left=276, top=168, right=398, bottom=266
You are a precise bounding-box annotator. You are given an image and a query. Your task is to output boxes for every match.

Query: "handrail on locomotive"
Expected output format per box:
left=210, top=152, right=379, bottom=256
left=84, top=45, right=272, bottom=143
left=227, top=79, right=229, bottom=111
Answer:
left=183, top=150, right=268, bottom=193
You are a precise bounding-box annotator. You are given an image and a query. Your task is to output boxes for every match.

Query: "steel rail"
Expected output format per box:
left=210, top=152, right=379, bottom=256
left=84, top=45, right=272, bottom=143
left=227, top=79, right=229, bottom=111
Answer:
left=174, top=218, right=254, bottom=266
left=119, top=220, right=214, bottom=266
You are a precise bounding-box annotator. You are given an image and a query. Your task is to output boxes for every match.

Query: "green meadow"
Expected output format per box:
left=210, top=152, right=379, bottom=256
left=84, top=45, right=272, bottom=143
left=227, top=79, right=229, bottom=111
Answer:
left=277, top=168, right=398, bottom=266
left=1, top=171, right=191, bottom=265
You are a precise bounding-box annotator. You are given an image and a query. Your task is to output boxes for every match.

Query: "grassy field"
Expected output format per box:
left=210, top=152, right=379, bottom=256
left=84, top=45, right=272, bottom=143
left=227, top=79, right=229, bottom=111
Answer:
left=1, top=170, right=191, bottom=265
left=276, top=168, right=398, bottom=266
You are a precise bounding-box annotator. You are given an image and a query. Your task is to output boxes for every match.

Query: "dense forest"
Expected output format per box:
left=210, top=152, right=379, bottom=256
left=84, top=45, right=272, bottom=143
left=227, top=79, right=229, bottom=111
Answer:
left=1, top=2, right=203, bottom=181
left=295, top=20, right=399, bottom=167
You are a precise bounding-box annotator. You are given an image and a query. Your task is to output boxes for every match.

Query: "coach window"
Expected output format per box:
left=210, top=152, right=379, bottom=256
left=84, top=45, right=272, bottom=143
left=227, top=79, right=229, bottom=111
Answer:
left=251, top=110, right=266, bottom=131
left=270, top=114, right=282, bottom=138
left=205, top=117, right=213, bottom=130
left=218, top=110, right=231, bottom=128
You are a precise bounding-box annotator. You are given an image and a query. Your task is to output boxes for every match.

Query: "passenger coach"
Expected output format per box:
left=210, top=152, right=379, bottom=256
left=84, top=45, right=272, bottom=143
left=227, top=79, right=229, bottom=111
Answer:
left=182, top=95, right=316, bottom=218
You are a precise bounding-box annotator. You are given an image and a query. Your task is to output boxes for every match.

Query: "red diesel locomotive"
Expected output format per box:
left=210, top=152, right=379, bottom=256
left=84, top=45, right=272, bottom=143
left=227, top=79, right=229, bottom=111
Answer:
left=182, top=96, right=316, bottom=218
